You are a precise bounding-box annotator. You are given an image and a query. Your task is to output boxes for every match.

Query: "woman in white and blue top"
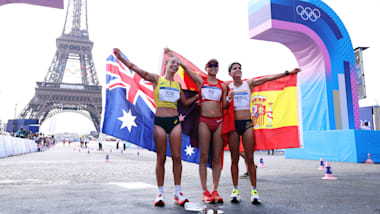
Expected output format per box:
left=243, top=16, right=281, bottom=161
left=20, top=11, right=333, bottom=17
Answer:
left=227, top=62, right=300, bottom=204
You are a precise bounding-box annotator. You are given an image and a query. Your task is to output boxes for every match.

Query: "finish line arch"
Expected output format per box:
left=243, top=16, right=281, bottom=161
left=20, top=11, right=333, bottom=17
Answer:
left=248, top=0, right=380, bottom=162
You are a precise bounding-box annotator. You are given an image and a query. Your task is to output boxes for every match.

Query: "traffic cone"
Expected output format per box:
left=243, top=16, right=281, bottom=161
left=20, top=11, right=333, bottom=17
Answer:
left=110, top=149, right=112, bottom=153
left=88, top=150, right=90, bottom=155
left=136, top=150, right=140, bottom=157
left=318, top=158, right=325, bottom=170
left=322, top=162, right=337, bottom=180
left=120, top=150, right=123, bottom=155
left=105, top=153, right=110, bottom=162
left=259, top=156, right=264, bottom=167
left=365, top=153, right=375, bottom=164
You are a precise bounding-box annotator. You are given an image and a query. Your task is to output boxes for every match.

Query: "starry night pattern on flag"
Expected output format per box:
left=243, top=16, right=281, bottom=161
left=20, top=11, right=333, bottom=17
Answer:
left=102, top=51, right=202, bottom=164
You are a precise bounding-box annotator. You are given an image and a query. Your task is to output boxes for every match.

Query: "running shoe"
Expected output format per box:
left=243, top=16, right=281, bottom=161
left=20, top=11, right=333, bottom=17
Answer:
left=202, top=190, right=214, bottom=204
left=251, top=189, right=261, bottom=205
left=211, top=190, right=224, bottom=203
left=240, top=172, right=249, bottom=179
left=154, top=194, right=165, bottom=207
left=230, top=188, right=241, bottom=203
left=174, top=192, right=189, bottom=206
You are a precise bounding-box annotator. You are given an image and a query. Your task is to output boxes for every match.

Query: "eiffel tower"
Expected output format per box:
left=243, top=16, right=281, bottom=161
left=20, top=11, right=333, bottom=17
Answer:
left=19, top=0, right=102, bottom=131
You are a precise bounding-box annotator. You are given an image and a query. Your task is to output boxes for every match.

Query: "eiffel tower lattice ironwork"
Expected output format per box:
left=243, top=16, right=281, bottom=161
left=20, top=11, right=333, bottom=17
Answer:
left=19, top=0, right=102, bottom=131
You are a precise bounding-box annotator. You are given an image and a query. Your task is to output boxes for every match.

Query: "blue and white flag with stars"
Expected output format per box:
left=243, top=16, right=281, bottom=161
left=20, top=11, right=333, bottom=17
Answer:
left=102, top=51, right=201, bottom=165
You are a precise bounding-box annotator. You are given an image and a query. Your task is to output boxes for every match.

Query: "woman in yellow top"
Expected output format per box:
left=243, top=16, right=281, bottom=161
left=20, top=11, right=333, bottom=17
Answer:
left=114, top=48, right=198, bottom=207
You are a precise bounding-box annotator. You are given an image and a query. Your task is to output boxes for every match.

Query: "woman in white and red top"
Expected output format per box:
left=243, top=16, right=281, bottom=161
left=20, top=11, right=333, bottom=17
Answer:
left=227, top=62, right=300, bottom=204
left=169, top=49, right=229, bottom=203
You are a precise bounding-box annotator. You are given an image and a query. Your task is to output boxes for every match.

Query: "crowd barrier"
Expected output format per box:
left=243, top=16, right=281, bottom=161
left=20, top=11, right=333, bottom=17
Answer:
left=0, top=135, right=37, bottom=158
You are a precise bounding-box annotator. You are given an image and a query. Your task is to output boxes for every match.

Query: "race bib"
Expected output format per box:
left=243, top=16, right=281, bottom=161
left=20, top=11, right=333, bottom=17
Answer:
left=201, top=86, right=222, bottom=101
left=234, top=91, right=250, bottom=107
left=159, top=87, right=180, bottom=102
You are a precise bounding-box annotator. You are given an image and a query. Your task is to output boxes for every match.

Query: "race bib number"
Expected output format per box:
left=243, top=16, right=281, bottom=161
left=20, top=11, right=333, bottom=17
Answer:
left=159, top=87, right=180, bottom=102
left=201, top=86, right=222, bottom=101
left=234, top=91, right=250, bottom=107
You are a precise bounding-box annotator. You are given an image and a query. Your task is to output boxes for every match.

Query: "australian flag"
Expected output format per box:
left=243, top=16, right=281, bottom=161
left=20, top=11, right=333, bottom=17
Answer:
left=102, top=51, right=201, bottom=164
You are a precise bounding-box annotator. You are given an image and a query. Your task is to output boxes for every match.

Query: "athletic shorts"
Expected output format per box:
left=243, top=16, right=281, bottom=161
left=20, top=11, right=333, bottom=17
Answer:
left=235, top=119, right=253, bottom=136
left=154, top=116, right=179, bottom=134
left=199, top=115, right=223, bottom=132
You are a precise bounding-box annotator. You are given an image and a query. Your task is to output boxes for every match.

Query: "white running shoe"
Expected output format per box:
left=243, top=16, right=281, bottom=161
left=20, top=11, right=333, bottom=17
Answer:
left=251, top=189, right=261, bottom=205
left=174, top=192, right=189, bottom=206
left=230, top=188, right=241, bottom=203
left=154, top=194, right=165, bottom=207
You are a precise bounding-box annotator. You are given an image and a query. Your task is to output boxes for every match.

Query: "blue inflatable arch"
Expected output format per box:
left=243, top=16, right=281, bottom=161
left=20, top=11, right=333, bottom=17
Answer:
left=248, top=0, right=380, bottom=162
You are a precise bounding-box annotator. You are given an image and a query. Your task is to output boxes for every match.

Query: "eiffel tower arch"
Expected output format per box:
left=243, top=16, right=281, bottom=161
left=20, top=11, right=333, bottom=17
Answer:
left=19, top=0, right=102, bottom=131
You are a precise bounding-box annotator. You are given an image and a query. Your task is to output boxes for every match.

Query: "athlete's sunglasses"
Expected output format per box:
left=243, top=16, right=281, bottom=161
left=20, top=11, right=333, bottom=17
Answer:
left=207, top=63, right=218, bottom=68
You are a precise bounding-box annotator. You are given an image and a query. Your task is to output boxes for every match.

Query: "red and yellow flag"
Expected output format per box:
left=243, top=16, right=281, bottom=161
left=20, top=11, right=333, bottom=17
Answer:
left=251, top=74, right=300, bottom=150
left=162, top=50, right=207, bottom=91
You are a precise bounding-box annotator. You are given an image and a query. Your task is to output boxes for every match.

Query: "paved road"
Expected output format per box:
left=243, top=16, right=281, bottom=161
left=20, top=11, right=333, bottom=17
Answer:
left=0, top=142, right=379, bottom=214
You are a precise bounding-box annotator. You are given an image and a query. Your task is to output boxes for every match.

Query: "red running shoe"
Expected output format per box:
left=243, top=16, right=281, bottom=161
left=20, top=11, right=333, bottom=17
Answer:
left=211, top=190, right=224, bottom=203
left=202, top=190, right=214, bottom=203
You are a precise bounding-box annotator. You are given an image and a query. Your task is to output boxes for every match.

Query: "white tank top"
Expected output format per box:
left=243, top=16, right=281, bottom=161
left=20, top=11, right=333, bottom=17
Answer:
left=229, top=81, right=251, bottom=111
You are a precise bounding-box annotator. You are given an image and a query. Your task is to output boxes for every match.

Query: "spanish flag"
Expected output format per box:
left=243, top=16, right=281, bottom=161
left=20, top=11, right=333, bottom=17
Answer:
left=251, top=74, right=300, bottom=150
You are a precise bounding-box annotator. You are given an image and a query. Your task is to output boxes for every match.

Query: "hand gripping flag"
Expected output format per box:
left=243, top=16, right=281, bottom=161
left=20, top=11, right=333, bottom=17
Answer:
left=102, top=51, right=202, bottom=164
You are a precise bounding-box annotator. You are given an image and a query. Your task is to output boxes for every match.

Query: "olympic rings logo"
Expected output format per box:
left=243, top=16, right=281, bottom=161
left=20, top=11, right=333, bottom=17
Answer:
left=296, top=5, right=321, bottom=22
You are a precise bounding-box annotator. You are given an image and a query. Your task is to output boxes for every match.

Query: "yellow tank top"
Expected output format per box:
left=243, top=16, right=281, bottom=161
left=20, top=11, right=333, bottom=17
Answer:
left=154, top=76, right=181, bottom=109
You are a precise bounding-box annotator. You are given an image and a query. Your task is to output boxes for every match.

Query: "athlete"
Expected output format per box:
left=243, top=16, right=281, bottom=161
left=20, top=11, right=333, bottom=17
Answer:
left=166, top=49, right=229, bottom=203
left=227, top=62, right=300, bottom=204
left=114, top=48, right=198, bottom=207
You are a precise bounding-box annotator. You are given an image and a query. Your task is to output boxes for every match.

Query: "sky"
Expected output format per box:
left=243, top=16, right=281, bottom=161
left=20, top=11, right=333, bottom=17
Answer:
left=0, top=0, right=379, bottom=134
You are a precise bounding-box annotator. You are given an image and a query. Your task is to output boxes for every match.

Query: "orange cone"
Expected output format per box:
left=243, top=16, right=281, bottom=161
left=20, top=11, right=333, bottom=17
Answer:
left=322, top=162, right=337, bottom=180
left=365, top=153, right=375, bottom=164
